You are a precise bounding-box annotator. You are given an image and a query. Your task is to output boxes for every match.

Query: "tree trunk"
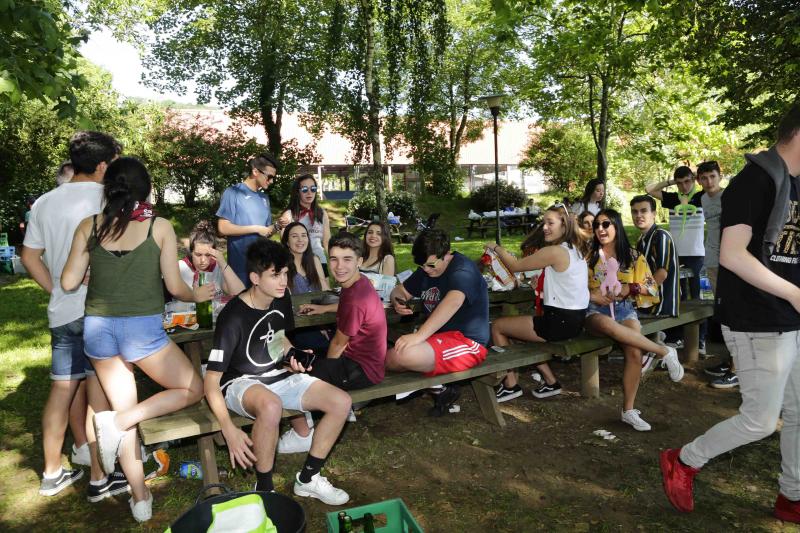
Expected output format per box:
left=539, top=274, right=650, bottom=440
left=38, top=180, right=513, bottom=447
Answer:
left=596, top=73, right=610, bottom=184
left=258, top=37, right=284, bottom=157
left=361, top=0, right=386, bottom=218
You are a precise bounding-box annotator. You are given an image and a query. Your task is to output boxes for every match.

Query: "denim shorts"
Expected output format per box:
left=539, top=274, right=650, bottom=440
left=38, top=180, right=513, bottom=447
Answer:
left=50, top=317, right=94, bottom=381
left=223, top=373, right=319, bottom=419
left=586, top=299, right=639, bottom=323
left=84, top=314, right=169, bottom=362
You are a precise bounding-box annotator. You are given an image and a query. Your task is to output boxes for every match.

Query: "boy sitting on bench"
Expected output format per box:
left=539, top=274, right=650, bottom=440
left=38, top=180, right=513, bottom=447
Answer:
left=387, top=229, right=490, bottom=415
left=203, top=238, right=351, bottom=504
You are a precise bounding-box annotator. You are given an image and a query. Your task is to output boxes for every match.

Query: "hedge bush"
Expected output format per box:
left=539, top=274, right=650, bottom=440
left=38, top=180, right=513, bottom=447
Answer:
left=469, top=181, right=528, bottom=213
left=348, top=188, right=419, bottom=224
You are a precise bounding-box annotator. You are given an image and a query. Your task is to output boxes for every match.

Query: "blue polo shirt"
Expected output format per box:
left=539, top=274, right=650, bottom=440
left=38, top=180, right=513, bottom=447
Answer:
left=216, top=183, right=272, bottom=286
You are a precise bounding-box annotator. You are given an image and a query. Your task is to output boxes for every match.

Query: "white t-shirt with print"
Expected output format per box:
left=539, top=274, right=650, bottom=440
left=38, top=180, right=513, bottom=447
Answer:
left=23, top=182, right=104, bottom=328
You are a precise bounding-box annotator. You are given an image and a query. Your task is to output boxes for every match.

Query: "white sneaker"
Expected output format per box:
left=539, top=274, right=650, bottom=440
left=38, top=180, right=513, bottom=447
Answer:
left=71, top=443, right=90, bottom=466
left=655, top=331, right=667, bottom=344
left=129, top=491, right=153, bottom=522
left=662, top=346, right=685, bottom=382
left=93, top=411, right=124, bottom=475
left=641, top=353, right=657, bottom=376
left=347, top=409, right=357, bottom=423
left=294, top=472, right=350, bottom=505
left=277, top=428, right=313, bottom=454
left=621, top=409, right=651, bottom=431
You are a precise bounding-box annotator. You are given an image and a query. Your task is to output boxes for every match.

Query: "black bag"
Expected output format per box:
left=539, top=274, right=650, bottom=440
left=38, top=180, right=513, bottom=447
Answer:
left=168, top=484, right=306, bottom=533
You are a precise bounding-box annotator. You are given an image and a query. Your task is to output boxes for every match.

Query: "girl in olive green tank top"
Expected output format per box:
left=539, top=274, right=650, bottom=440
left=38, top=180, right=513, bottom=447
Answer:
left=61, top=157, right=211, bottom=522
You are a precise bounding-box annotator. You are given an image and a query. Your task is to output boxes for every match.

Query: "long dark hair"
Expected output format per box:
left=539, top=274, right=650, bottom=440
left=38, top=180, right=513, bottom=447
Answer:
left=94, top=157, right=151, bottom=246
left=362, top=221, right=394, bottom=266
left=288, top=174, right=324, bottom=223
left=281, top=221, right=322, bottom=291
left=588, top=208, right=634, bottom=270
left=579, top=178, right=605, bottom=212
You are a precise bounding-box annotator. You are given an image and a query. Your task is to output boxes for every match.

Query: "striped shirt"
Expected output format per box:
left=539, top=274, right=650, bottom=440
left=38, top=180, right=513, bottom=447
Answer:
left=637, top=224, right=679, bottom=317
left=661, top=191, right=705, bottom=258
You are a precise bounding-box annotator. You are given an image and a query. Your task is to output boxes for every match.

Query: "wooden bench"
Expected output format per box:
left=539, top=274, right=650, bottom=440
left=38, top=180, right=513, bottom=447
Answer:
left=139, top=293, right=712, bottom=487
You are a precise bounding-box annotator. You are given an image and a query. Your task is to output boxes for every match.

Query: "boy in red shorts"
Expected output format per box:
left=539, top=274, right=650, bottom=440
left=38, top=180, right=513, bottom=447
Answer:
left=388, top=229, right=489, bottom=415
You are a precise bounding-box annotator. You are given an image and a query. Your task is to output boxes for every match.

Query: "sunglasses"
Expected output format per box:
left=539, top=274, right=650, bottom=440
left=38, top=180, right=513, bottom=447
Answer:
left=417, top=257, right=443, bottom=269
left=300, top=186, right=318, bottom=193
left=592, top=220, right=613, bottom=230
left=256, top=168, right=276, bottom=180
left=551, top=202, right=570, bottom=217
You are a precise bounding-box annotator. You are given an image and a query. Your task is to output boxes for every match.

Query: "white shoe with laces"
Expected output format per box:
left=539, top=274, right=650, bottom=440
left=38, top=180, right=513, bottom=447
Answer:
left=71, top=443, right=90, bottom=466
left=293, top=472, right=350, bottom=505
left=129, top=491, right=153, bottom=522
left=621, top=409, right=651, bottom=431
left=277, top=428, right=313, bottom=454
left=93, top=411, right=125, bottom=475
left=662, top=346, right=685, bottom=382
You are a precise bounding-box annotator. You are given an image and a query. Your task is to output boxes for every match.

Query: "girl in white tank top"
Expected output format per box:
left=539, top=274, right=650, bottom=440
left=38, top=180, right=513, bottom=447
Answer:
left=484, top=204, right=589, bottom=401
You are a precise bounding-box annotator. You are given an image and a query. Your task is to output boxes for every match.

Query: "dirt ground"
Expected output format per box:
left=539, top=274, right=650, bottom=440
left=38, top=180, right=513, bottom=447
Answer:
left=4, top=341, right=800, bottom=532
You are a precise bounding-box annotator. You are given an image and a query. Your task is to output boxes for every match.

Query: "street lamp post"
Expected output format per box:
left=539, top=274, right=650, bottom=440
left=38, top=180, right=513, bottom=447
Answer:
left=481, top=94, right=505, bottom=245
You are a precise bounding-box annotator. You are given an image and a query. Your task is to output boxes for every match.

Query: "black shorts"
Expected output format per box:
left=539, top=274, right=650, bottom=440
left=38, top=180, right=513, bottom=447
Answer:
left=309, top=356, right=373, bottom=391
left=533, top=306, right=586, bottom=342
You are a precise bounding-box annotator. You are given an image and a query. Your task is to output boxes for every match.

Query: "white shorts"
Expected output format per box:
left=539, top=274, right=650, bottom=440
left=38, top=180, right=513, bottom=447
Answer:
left=223, top=373, right=319, bottom=419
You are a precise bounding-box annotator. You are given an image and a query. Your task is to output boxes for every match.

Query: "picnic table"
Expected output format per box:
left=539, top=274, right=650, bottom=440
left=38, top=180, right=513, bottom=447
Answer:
left=142, top=287, right=712, bottom=488
left=466, top=210, right=541, bottom=238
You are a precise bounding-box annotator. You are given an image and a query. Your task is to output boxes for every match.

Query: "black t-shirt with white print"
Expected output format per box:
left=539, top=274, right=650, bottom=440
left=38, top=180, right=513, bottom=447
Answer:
left=715, top=164, right=800, bottom=332
left=206, top=294, right=295, bottom=390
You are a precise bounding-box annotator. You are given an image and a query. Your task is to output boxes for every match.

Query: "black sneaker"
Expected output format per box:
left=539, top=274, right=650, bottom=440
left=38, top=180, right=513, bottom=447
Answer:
left=39, top=468, right=83, bottom=496
left=704, top=361, right=731, bottom=377
left=495, top=384, right=523, bottom=403
left=710, top=372, right=739, bottom=389
left=532, top=381, right=562, bottom=399
left=428, top=385, right=461, bottom=417
left=87, top=470, right=130, bottom=502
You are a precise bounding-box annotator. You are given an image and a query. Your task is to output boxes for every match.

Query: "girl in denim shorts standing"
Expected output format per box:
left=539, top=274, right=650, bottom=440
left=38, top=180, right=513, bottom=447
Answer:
left=62, top=157, right=211, bottom=522
left=584, top=209, right=684, bottom=432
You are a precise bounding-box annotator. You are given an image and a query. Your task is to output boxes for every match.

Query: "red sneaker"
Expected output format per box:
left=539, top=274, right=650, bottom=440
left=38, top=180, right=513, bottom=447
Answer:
left=660, top=448, right=700, bottom=512
left=774, top=493, right=800, bottom=523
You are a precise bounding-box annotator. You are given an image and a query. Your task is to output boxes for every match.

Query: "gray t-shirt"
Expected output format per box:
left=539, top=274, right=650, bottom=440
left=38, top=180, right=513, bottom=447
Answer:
left=701, top=189, right=724, bottom=268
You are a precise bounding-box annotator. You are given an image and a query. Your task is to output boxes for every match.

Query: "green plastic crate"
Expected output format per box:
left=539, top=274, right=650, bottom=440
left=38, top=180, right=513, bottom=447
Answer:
left=325, top=498, right=423, bottom=533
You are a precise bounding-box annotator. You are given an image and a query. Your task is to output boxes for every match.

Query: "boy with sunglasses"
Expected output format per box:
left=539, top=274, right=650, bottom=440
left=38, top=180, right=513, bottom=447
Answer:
left=387, top=229, right=489, bottom=415
left=217, top=152, right=285, bottom=286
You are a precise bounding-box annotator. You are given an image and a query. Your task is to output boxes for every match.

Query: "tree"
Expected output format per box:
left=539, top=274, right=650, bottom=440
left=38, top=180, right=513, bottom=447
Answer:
left=675, top=0, right=799, bottom=144
left=310, top=0, right=449, bottom=216
left=89, top=0, right=330, bottom=156
left=388, top=0, right=508, bottom=197
left=520, top=121, right=596, bottom=193
left=151, top=113, right=266, bottom=206
left=494, top=0, right=671, bottom=184
left=0, top=60, right=165, bottom=229
left=1, top=0, right=86, bottom=116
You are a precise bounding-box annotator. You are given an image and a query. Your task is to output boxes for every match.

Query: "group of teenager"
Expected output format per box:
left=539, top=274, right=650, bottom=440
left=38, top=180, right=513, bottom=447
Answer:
left=20, top=103, right=800, bottom=524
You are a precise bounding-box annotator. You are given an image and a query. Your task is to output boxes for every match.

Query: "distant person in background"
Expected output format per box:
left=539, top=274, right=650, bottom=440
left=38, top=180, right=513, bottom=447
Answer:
left=280, top=174, right=331, bottom=275
left=360, top=221, right=395, bottom=276
left=217, top=152, right=286, bottom=287
left=20, top=195, right=36, bottom=236
left=571, top=178, right=605, bottom=216
left=56, top=161, right=74, bottom=186
left=646, top=165, right=707, bottom=353
left=179, top=220, right=245, bottom=312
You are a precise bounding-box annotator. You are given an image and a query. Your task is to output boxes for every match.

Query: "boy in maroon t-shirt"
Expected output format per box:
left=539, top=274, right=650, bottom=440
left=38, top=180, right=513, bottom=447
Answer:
left=309, top=233, right=387, bottom=388
left=278, top=233, right=387, bottom=454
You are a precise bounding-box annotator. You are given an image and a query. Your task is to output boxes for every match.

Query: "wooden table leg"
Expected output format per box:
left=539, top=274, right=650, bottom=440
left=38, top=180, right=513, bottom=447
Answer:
left=683, top=321, right=700, bottom=363
left=184, top=341, right=203, bottom=373
left=472, top=377, right=506, bottom=428
left=198, top=435, right=221, bottom=492
left=579, top=347, right=611, bottom=398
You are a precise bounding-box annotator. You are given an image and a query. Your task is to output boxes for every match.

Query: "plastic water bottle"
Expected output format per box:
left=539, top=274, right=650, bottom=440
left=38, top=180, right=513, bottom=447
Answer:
left=699, top=267, right=713, bottom=300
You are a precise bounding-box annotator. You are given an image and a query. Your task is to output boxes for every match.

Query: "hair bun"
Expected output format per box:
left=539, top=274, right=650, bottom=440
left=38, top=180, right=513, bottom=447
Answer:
left=194, top=220, right=212, bottom=232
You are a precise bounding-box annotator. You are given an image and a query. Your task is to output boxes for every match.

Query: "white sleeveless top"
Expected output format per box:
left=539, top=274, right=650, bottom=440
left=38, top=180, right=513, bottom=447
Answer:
left=297, top=211, right=326, bottom=265
left=542, top=243, right=590, bottom=310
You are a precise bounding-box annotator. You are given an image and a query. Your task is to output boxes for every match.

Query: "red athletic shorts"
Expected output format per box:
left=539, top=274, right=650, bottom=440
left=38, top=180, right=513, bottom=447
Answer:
left=424, top=331, right=488, bottom=377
